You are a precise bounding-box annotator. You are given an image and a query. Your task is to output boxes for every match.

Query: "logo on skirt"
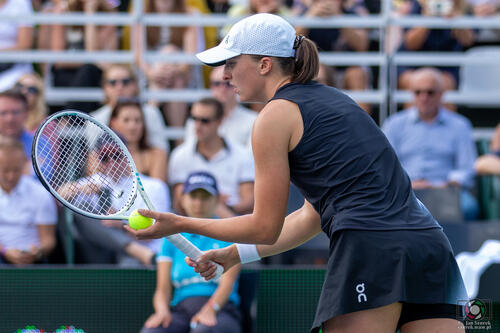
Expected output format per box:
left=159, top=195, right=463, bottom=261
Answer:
left=356, top=283, right=367, bottom=303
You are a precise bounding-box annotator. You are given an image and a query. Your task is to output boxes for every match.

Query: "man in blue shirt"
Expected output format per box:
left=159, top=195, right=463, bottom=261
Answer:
left=383, top=67, right=479, bottom=220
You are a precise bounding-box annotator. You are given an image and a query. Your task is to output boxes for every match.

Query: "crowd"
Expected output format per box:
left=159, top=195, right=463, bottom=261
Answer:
left=0, top=1, right=499, bottom=330
left=0, top=1, right=499, bottom=332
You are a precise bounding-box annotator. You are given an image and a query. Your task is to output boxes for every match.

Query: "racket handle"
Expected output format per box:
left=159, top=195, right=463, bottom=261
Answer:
left=165, top=234, right=224, bottom=279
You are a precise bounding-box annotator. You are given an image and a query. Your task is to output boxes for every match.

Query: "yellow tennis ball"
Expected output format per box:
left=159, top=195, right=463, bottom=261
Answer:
left=128, top=210, right=153, bottom=230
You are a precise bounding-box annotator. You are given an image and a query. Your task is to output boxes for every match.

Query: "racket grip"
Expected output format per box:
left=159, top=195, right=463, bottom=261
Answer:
left=165, top=234, right=224, bottom=280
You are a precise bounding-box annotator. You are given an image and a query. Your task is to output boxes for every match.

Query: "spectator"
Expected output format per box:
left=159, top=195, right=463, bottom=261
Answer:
left=146, top=44, right=191, bottom=130
left=0, top=137, right=57, bottom=266
left=184, top=66, right=257, bottom=149
left=295, top=0, right=372, bottom=113
left=0, top=90, right=34, bottom=173
left=169, top=98, right=254, bottom=218
left=222, top=0, right=292, bottom=38
left=141, top=0, right=206, bottom=92
left=141, top=171, right=241, bottom=333
left=0, top=0, right=34, bottom=92
left=382, top=67, right=479, bottom=220
left=315, top=62, right=337, bottom=87
left=13, top=72, right=48, bottom=133
left=396, top=0, right=475, bottom=92
left=468, top=0, right=500, bottom=45
left=37, top=0, right=119, bottom=112
left=91, top=64, right=169, bottom=153
left=60, top=136, right=170, bottom=267
left=109, top=98, right=168, bottom=182
left=475, top=123, right=500, bottom=175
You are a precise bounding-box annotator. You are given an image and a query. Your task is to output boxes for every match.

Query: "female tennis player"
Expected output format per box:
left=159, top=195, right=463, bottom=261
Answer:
left=126, top=13, right=468, bottom=333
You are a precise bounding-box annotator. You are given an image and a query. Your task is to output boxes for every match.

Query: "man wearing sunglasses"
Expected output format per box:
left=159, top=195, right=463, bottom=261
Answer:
left=169, top=97, right=255, bottom=218
left=184, top=66, right=257, bottom=149
left=382, top=67, right=479, bottom=221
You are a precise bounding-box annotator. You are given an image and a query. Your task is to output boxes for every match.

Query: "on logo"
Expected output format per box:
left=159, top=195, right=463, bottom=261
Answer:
left=356, top=283, right=367, bottom=303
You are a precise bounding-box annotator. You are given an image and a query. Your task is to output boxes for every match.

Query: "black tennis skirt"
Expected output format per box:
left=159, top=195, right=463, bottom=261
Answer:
left=311, top=228, right=468, bottom=332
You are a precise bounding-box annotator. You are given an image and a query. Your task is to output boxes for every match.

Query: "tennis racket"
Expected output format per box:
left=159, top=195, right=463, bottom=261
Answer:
left=32, top=110, right=223, bottom=278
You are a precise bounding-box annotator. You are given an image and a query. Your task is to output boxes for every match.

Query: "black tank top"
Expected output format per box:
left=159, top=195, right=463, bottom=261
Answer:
left=271, top=82, right=439, bottom=237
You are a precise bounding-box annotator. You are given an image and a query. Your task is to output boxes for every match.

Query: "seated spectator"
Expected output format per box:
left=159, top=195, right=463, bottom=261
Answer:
left=60, top=136, right=170, bottom=267
left=0, top=90, right=35, bottom=174
left=382, top=67, right=479, bottom=220
left=475, top=123, right=500, bottom=175
left=0, top=0, right=34, bottom=92
left=222, top=0, right=292, bottom=38
left=396, top=0, right=475, bottom=93
left=169, top=98, right=254, bottom=218
left=146, top=44, right=191, bottom=130
left=91, top=64, right=169, bottom=153
left=184, top=66, right=257, bottom=149
left=295, top=0, right=372, bottom=113
left=315, top=63, right=337, bottom=87
left=141, top=0, right=206, bottom=93
left=468, top=0, right=500, bottom=45
left=141, top=171, right=241, bottom=333
left=13, top=73, right=48, bottom=133
left=109, top=98, right=168, bottom=182
left=37, top=0, right=119, bottom=112
left=0, top=137, right=57, bottom=266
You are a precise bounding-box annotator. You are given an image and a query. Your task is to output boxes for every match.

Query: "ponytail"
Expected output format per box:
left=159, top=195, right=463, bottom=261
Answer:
left=291, top=37, right=319, bottom=84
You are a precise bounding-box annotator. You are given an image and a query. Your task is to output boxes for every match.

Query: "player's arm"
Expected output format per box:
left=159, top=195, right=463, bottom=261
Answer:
left=128, top=100, right=296, bottom=245
left=189, top=200, right=322, bottom=279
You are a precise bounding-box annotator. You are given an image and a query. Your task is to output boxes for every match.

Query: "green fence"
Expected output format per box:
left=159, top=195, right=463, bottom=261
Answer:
left=0, top=267, right=497, bottom=333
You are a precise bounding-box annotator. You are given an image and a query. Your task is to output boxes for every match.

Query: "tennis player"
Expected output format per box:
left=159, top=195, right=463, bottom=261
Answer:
left=126, top=13, right=468, bottom=333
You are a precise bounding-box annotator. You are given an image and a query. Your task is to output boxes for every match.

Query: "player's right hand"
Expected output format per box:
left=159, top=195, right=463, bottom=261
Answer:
left=185, top=244, right=241, bottom=281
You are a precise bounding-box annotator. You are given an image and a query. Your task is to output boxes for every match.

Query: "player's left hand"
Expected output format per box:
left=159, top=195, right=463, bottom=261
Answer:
left=123, top=209, right=181, bottom=239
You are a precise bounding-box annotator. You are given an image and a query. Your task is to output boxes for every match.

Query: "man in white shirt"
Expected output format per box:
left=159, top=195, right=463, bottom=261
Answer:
left=170, top=97, right=254, bottom=217
left=0, top=138, right=57, bottom=265
left=184, top=66, right=257, bottom=149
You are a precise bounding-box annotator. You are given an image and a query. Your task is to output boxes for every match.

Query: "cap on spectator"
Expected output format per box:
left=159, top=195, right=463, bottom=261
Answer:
left=183, top=171, right=219, bottom=196
left=196, top=13, right=296, bottom=66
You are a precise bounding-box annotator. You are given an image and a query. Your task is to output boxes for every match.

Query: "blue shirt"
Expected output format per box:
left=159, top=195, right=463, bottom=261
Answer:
left=157, top=233, right=240, bottom=307
left=382, top=107, right=477, bottom=188
left=272, top=82, right=439, bottom=237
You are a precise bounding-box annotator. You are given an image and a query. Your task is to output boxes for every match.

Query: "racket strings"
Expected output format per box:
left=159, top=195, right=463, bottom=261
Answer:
left=35, top=114, right=136, bottom=216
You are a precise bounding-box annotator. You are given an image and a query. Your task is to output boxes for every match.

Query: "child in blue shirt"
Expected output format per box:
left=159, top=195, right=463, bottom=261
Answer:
left=140, top=171, right=241, bottom=333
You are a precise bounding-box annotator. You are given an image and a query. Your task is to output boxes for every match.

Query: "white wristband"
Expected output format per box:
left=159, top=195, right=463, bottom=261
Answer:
left=236, top=243, right=261, bottom=264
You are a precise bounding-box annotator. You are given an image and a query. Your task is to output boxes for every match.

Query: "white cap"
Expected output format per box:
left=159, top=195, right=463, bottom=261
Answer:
left=196, top=13, right=296, bottom=66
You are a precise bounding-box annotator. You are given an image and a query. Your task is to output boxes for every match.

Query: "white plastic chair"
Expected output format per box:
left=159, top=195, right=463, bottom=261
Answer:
left=460, top=46, right=500, bottom=93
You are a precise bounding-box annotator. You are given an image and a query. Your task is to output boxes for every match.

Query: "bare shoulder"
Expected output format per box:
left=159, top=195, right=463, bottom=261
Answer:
left=255, top=99, right=301, bottom=131
left=253, top=99, right=303, bottom=151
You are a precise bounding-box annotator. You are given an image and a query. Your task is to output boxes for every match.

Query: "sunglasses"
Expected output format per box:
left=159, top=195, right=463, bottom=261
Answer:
left=413, top=89, right=437, bottom=96
left=106, top=78, right=134, bottom=87
left=210, top=81, right=232, bottom=88
left=190, top=115, right=218, bottom=124
left=14, top=83, right=40, bottom=95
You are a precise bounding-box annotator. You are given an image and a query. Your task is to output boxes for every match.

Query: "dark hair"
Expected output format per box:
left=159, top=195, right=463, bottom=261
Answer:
left=250, top=37, right=319, bottom=84
left=110, top=98, right=150, bottom=150
left=0, top=90, right=28, bottom=110
left=194, top=97, right=224, bottom=120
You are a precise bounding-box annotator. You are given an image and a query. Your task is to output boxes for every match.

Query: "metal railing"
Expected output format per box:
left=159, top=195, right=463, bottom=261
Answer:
left=0, top=0, right=499, bottom=128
